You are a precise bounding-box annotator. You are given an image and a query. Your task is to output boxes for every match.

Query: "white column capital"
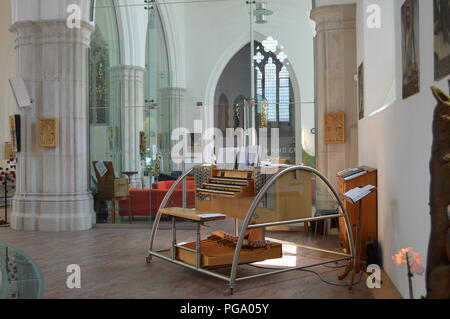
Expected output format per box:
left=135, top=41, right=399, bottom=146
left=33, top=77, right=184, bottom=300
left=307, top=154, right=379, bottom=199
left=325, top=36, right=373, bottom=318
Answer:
left=9, top=20, right=94, bottom=49
left=160, top=87, right=187, bottom=100
left=11, top=0, right=92, bottom=25
left=110, top=65, right=146, bottom=85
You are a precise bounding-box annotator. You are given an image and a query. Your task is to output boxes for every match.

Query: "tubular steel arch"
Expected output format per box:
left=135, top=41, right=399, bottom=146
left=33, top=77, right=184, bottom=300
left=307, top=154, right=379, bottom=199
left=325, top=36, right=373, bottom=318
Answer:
left=146, top=165, right=355, bottom=293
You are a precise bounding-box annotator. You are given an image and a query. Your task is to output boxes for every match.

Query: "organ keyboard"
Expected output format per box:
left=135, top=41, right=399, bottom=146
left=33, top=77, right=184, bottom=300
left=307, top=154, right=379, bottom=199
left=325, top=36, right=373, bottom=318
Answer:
left=196, top=168, right=255, bottom=198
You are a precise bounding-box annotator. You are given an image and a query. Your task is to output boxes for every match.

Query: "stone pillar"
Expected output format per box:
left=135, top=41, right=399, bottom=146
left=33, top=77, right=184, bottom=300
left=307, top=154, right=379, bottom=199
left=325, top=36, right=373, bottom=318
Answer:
left=160, top=87, right=186, bottom=172
left=9, top=20, right=95, bottom=231
left=311, top=4, right=358, bottom=198
left=110, top=65, right=145, bottom=187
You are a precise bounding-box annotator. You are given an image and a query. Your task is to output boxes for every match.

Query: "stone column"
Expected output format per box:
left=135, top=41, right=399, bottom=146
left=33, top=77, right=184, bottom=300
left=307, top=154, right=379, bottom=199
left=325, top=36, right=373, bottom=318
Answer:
left=310, top=4, right=358, bottom=197
left=160, top=87, right=186, bottom=172
left=9, top=20, right=95, bottom=231
left=110, top=65, right=146, bottom=188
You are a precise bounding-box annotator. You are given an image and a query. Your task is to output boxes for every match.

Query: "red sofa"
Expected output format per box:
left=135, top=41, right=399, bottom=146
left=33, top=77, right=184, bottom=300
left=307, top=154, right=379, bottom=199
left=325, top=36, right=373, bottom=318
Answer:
left=119, top=177, right=196, bottom=219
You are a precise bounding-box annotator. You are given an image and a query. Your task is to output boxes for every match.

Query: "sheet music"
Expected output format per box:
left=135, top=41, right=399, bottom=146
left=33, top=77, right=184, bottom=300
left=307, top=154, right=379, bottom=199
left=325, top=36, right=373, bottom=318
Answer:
left=216, top=147, right=237, bottom=170
left=344, top=171, right=367, bottom=181
left=237, top=145, right=261, bottom=170
left=95, top=161, right=107, bottom=177
left=197, top=213, right=227, bottom=218
left=344, top=185, right=375, bottom=203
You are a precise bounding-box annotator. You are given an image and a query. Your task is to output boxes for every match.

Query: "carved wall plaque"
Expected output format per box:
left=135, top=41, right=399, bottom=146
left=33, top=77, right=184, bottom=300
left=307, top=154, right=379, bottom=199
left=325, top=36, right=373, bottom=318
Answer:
left=38, top=118, right=59, bottom=148
left=324, top=112, right=345, bottom=144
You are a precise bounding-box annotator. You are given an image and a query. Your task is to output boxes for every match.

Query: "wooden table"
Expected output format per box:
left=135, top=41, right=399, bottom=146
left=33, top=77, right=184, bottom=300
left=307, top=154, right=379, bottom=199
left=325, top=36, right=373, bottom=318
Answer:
left=97, top=195, right=132, bottom=224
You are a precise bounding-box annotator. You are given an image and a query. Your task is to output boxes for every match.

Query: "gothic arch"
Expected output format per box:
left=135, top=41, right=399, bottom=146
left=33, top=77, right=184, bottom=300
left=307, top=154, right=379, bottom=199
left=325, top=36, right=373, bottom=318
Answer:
left=205, top=32, right=301, bottom=130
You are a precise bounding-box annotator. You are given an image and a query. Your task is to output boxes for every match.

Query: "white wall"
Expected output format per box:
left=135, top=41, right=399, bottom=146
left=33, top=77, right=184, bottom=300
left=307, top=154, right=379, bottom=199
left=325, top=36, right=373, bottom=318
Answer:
left=358, top=0, right=449, bottom=298
left=0, top=0, right=17, bottom=166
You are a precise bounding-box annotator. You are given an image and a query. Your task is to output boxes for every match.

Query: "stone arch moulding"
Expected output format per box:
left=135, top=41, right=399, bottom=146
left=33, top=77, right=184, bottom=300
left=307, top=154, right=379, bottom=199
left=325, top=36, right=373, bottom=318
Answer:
left=156, top=1, right=186, bottom=88
left=91, top=0, right=180, bottom=73
left=204, top=31, right=301, bottom=131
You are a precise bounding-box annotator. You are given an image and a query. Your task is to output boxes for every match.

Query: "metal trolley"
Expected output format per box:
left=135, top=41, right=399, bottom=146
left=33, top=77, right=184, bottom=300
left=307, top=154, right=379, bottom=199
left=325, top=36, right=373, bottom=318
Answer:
left=146, top=165, right=355, bottom=294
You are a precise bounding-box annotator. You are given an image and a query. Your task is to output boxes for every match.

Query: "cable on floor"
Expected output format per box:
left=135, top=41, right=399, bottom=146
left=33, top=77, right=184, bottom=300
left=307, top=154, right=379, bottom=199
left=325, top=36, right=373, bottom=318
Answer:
left=247, top=263, right=364, bottom=287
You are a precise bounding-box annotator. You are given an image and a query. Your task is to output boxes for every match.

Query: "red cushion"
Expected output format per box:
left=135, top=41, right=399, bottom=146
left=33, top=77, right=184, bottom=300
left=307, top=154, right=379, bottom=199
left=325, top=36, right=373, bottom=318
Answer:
left=119, top=185, right=196, bottom=217
left=154, top=179, right=196, bottom=191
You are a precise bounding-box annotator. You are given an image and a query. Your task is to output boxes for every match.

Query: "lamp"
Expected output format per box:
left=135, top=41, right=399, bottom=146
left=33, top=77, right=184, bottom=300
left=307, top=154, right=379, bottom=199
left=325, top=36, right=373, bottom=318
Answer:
left=254, top=1, right=273, bottom=24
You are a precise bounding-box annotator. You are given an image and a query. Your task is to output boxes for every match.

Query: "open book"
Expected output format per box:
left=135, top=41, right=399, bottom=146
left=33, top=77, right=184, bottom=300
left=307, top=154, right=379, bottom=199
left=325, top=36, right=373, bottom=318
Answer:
left=342, top=185, right=376, bottom=204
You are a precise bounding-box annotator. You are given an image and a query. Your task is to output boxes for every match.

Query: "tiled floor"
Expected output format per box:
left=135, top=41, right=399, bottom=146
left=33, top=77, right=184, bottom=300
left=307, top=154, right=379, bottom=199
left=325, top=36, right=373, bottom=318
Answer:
left=0, top=220, right=374, bottom=299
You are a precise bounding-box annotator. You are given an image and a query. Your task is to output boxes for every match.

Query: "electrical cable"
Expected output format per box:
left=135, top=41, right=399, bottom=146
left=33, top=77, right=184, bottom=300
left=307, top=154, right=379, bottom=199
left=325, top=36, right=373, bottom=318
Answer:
left=247, top=263, right=364, bottom=287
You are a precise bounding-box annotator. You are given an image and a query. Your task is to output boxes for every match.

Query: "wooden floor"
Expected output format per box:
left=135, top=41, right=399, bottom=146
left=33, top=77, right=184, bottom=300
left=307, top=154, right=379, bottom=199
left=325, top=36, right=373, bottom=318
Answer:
left=0, top=220, right=374, bottom=299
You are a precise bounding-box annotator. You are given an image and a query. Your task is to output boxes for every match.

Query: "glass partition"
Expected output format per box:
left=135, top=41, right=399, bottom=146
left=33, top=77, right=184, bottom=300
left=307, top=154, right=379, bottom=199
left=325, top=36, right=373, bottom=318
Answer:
left=251, top=0, right=315, bottom=166
left=88, top=0, right=317, bottom=224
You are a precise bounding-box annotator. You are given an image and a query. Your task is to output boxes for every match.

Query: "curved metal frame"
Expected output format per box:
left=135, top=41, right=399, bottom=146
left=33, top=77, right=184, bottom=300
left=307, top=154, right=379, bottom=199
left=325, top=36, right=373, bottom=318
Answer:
left=229, top=165, right=355, bottom=291
left=147, top=165, right=355, bottom=293
left=148, top=167, right=194, bottom=254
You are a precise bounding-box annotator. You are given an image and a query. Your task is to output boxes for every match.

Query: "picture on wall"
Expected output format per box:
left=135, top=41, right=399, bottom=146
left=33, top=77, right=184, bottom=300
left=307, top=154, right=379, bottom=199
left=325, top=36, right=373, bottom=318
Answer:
left=358, top=63, right=364, bottom=120
left=402, top=0, right=420, bottom=99
left=3, top=142, right=15, bottom=160
left=38, top=118, right=59, bottom=148
left=434, top=0, right=450, bottom=80
left=324, top=112, right=345, bottom=145
left=9, top=115, right=21, bottom=153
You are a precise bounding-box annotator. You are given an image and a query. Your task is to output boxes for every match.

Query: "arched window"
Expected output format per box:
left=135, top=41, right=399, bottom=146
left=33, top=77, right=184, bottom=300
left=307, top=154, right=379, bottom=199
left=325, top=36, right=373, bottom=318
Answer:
left=254, top=42, right=292, bottom=123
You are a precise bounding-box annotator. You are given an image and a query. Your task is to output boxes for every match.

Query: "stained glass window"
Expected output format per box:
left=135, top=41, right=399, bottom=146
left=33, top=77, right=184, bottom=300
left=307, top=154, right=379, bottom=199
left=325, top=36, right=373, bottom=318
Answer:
left=254, top=41, right=291, bottom=123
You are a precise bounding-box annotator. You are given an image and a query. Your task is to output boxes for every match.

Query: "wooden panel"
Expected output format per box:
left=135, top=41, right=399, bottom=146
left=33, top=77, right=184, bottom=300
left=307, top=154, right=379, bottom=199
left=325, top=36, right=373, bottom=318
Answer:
left=211, top=168, right=254, bottom=179
left=338, top=167, right=377, bottom=263
left=159, top=207, right=226, bottom=222
left=175, top=239, right=282, bottom=267
left=3, top=142, right=15, bottom=160
left=38, top=118, right=59, bottom=147
left=196, top=196, right=254, bottom=220
left=195, top=169, right=312, bottom=224
left=324, top=112, right=345, bottom=144
left=98, top=177, right=129, bottom=199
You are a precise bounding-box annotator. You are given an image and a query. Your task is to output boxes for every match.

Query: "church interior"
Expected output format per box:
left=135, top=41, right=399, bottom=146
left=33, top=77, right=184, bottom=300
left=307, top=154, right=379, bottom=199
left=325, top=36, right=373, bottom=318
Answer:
left=0, top=0, right=449, bottom=300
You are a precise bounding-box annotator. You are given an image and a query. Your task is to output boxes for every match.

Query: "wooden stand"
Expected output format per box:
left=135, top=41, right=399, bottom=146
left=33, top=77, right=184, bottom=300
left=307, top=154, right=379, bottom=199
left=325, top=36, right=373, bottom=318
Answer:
left=338, top=199, right=364, bottom=289
left=339, top=185, right=377, bottom=289
left=93, top=162, right=131, bottom=224
left=338, top=167, right=377, bottom=263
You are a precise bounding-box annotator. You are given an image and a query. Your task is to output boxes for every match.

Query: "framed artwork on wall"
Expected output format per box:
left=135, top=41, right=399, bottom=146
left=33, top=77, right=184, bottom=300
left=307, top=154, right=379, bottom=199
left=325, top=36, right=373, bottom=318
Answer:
left=38, top=118, right=59, bottom=148
left=4, top=142, right=15, bottom=160
left=324, top=112, right=345, bottom=145
left=358, top=63, right=364, bottom=120
left=9, top=115, right=21, bottom=153
left=402, top=0, right=420, bottom=99
left=434, top=0, right=450, bottom=80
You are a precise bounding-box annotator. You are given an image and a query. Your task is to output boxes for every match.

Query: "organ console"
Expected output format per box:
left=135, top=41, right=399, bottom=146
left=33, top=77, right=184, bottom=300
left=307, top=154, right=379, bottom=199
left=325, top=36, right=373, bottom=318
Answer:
left=158, top=165, right=313, bottom=267
left=147, top=164, right=355, bottom=293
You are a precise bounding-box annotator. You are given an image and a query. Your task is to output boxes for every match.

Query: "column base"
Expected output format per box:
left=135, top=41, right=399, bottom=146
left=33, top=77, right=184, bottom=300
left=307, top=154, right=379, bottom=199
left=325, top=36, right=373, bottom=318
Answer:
left=10, top=193, right=95, bottom=231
